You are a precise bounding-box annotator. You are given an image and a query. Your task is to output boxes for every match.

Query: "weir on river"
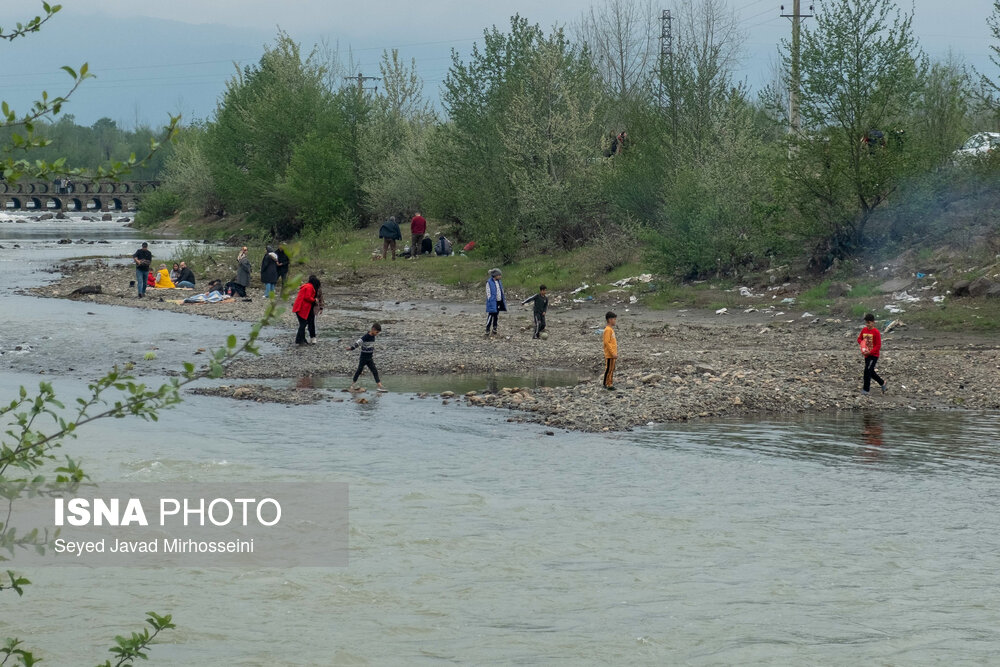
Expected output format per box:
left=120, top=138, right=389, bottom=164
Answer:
left=0, top=179, right=158, bottom=212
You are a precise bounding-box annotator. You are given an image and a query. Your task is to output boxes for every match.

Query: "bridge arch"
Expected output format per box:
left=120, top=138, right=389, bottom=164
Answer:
left=25, top=197, right=41, bottom=210
left=86, top=198, right=102, bottom=210
left=45, top=197, right=62, bottom=210
left=110, top=198, right=123, bottom=210
left=5, top=197, right=21, bottom=209
left=67, top=198, right=82, bottom=211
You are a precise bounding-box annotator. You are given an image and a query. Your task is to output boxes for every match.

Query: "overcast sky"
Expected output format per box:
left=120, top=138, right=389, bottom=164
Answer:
left=1, top=0, right=994, bottom=127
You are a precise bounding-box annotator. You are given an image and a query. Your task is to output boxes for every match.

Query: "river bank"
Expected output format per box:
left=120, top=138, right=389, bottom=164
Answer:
left=27, top=256, right=1000, bottom=432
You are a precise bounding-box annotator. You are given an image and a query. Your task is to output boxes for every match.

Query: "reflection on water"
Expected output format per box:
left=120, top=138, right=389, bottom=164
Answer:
left=5, top=217, right=1000, bottom=664
left=635, top=410, right=1000, bottom=477
left=297, top=370, right=584, bottom=395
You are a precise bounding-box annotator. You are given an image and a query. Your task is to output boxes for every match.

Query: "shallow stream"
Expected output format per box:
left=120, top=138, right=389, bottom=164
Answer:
left=2, top=218, right=999, bottom=665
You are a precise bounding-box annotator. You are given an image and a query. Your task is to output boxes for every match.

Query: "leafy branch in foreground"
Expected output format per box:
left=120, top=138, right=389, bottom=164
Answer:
left=98, top=613, right=177, bottom=667
left=0, top=2, right=60, bottom=42
left=0, top=285, right=293, bottom=663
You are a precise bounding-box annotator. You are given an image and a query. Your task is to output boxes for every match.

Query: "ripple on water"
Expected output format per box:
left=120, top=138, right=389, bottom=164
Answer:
left=633, top=411, right=1000, bottom=478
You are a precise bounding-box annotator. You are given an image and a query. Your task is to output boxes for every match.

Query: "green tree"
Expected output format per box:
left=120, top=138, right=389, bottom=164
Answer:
left=911, top=57, right=974, bottom=160
left=774, top=0, right=924, bottom=258
left=432, top=16, right=604, bottom=260
left=358, top=49, right=435, bottom=219
left=205, top=33, right=335, bottom=234
left=277, top=110, right=354, bottom=231
left=982, top=1, right=1000, bottom=103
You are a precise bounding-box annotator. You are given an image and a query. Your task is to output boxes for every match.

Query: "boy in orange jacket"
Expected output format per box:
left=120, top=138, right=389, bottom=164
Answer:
left=857, top=313, right=887, bottom=395
left=603, top=311, right=618, bottom=391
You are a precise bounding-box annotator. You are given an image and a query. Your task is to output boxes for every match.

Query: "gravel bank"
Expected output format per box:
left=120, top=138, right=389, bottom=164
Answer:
left=33, top=257, right=1000, bottom=432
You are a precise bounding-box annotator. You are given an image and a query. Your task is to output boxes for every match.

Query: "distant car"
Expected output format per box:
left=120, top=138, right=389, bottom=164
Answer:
left=952, top=132, right=1000, bottom=162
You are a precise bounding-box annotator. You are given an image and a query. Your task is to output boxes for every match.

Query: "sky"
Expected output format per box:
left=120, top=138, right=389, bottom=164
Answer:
left=0, top=0, right=994, bottom=128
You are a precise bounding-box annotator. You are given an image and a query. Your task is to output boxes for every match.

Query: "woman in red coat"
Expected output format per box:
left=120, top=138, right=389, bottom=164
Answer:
left=292, top=275, right=323, bottom=345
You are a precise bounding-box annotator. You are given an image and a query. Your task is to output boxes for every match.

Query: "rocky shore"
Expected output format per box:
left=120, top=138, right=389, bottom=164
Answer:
left=29, top=257, right=1000, bottom=432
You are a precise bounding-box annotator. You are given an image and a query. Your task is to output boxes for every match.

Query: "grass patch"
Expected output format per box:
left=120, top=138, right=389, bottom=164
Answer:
left=906, top=300, right=1000, bottom=331
left=798, top=281, right=834, bottom=313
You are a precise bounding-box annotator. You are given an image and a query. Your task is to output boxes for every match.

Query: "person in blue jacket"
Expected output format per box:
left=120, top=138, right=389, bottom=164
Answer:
left=485, top=268, right=506, bottom=337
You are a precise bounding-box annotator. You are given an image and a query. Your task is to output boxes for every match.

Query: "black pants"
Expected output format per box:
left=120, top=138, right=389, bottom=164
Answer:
left=863, top=355, right=884, bottom=392
left=532, top=313, right=546, bottom=338
left=295, top=311, right=316, bottom=344
left=353, top=355, right=380, bottom=383
left=486, top=312, right=498, bottom=334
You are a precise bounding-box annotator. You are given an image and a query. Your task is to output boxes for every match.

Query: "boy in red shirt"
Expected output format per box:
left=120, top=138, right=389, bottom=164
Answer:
left=857, top=313, right=887, bottom=395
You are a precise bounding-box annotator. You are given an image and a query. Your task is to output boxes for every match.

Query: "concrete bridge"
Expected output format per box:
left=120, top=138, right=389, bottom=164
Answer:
left=0, top=180, right=159, bottom=212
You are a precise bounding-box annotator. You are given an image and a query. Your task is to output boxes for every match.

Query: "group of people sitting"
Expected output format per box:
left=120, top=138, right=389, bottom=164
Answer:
left=145, top=262, right=196, bottom=289
left=377, top=213, right=454, bottom=260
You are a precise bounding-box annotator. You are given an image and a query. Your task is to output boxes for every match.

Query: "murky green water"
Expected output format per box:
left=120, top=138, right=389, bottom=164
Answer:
left=3, top=221, right=1000, bottom=665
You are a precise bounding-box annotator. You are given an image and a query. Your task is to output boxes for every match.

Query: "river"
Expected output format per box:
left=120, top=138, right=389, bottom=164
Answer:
left=2, top=215, right=999, bottom=665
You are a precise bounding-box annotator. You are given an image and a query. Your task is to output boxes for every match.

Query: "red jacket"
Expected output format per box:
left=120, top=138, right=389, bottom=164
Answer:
left=410, top=215, right=426, bottom=235
left=857, top=326, right=882, bottom=357
left=146, top=271, right=155, bottom=287
left=292, top=282, right=316, bottom=318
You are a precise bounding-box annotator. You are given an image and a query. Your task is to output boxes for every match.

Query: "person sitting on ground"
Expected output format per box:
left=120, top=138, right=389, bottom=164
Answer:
left=154, top=264, right=175, bottom=288
left=379, top=216, right=402, bottom=260
left=169, top=262, right=181, bottom=283
left=420, top=235, right=433, bottom=255
left=434, top=233, right=453, bottom=256
left=175, top=261, right=196, bottom=288
left=206, top=279, right=225, bottom=295
left=147, top=270, right=155, bottom=288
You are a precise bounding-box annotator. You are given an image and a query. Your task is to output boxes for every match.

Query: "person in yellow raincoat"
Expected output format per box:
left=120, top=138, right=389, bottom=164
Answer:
left=154, top=264, right=176, bottom=288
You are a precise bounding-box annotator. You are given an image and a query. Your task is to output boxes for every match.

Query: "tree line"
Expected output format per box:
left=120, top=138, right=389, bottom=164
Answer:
left=143, top=0, right=1000, bottom=277
left=0, top=114, right=171, bottom=181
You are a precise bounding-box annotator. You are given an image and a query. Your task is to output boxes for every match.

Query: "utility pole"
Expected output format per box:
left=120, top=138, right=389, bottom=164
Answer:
left=654, top=9, right=678, bottom=140
left=781, top=1, right=813, bottom=134
left=657, top=9, right=672, bottom=111
left=344, top=73, right=380, bottom=94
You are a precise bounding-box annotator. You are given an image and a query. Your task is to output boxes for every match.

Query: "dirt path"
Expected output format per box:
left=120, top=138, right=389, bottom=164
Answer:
left=29, top=257, right=1000, bottom=431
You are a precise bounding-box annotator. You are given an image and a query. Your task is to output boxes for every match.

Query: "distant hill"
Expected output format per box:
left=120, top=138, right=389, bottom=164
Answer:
left=0, top=10, right=270, bottom=127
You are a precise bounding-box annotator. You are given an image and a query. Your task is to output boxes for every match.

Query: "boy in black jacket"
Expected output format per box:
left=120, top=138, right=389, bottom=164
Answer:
left=348, top=322, right=384, bottom=391
left=521, top=285, right=548, bottom=339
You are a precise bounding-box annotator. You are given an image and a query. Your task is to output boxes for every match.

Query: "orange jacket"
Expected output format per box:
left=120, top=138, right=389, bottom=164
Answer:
left=603, top=325, right=617, bottom=358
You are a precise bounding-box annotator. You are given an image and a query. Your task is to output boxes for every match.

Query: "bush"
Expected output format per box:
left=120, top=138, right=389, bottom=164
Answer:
left=134, top=189, right=182, bottom=228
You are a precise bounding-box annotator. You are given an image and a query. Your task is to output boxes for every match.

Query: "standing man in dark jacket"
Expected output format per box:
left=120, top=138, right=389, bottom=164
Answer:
left=260, top=245, right=279, bottom=298
left=410, top=212, right=427, bottom=259
left=379, top=216, right=402, bottom=260
left=275, top=245, right=290, bottom=287
left=132, top=242, right=152, bottom=298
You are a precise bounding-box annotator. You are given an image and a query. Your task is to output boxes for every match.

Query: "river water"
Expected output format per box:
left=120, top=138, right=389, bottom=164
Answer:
left=2, top=217, right=999, bottom=665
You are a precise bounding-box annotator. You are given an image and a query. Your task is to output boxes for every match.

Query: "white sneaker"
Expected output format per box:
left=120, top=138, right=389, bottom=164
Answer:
left=308, top=337, right=317, bottom=345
